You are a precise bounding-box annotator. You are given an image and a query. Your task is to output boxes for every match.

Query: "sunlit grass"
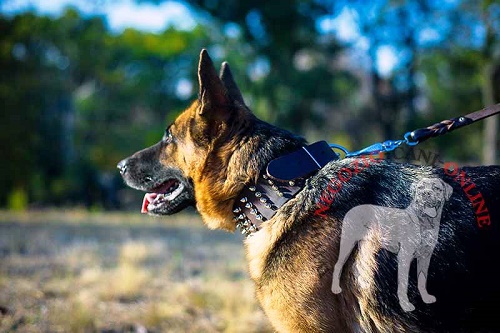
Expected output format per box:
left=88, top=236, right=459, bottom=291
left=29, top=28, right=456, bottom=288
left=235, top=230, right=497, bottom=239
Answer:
left=0, top=209, right=271, bottom=332
left=48, top=296, right=97, bottom=333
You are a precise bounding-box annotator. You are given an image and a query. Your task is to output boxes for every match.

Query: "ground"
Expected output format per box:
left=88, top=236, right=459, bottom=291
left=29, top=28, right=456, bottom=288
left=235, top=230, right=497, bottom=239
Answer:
left=0, top=210, right=272, bottom=332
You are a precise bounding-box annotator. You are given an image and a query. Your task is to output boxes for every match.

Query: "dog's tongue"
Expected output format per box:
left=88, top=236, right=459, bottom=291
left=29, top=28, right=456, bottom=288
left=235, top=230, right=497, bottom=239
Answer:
left=424, top=206, right=437, bottom=218
left=141, top=193, right=158, bottom=213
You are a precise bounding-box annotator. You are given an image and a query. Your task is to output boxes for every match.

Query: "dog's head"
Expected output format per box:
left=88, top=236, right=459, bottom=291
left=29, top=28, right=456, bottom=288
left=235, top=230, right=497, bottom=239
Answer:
left=118, top=50, right=260, bottom=230
left=413, top=178, right=453, bottom=218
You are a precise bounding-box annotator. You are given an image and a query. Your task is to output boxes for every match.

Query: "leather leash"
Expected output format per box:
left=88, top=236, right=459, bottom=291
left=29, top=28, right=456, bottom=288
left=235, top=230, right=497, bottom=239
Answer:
left=233, top=103, right=500, bottom=237
left=331, top=103, right=500, bottom=158
left=408, top=103, right=500, bottom=144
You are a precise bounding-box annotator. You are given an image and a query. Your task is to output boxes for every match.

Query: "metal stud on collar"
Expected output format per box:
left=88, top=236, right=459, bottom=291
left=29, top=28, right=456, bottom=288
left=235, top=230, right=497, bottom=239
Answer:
left=235, top=216, right=257, bottom=236
left=233, top=164, right=309, bottom=237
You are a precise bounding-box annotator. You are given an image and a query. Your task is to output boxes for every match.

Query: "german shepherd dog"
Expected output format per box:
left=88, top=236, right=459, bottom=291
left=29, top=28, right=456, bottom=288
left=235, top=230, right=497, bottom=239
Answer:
left=118, top=50, right=500, bottom=332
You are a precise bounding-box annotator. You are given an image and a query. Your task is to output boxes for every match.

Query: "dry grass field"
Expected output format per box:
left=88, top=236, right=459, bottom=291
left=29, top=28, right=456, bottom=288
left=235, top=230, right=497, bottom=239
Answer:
left=0, top=210, right=272, bottom=332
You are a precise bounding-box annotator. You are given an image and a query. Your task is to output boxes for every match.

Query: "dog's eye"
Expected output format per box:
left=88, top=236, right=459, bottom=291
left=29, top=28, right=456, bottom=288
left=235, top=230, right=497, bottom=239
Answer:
left=163, top=128, right=173, bottom=144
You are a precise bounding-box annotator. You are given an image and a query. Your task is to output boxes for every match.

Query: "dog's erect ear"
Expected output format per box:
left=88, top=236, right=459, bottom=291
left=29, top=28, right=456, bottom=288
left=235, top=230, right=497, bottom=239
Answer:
left=198, top=49, right=228, bottom=115
left=441, top=180, right=453, bottom=200
left=220, top=62, right=245, bottom=106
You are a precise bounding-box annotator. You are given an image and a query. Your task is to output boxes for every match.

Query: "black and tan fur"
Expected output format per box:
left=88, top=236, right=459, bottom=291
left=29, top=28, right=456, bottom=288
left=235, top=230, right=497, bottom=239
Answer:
left=118, top=50, right=500, bottom=332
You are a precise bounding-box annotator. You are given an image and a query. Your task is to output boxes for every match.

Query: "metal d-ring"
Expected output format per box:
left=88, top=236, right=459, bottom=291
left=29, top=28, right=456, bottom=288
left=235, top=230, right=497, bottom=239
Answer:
left=329, top=143, right=350, bottom=156
left=404, top=131, right=419, bottom=146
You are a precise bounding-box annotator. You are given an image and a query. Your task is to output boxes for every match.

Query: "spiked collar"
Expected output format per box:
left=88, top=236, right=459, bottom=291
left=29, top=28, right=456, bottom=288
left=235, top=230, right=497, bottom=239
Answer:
left=232, top=141, right=339, bottom=237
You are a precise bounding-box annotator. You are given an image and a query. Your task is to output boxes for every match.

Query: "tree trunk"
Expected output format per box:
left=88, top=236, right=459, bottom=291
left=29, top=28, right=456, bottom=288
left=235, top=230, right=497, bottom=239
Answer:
left=482, top=63, right=498, bottom=165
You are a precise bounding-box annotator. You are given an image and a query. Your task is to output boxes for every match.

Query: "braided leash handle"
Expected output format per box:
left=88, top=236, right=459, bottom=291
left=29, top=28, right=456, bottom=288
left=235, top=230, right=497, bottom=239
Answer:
left=409, top=116, right=473, bottom=144
left=408, top=103, right=500, bottom=144
left=330, top=103, right=500, bottom=158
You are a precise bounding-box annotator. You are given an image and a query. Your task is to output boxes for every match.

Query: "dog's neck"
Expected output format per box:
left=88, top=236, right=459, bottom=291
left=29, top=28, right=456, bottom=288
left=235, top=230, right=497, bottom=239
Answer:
left=232, top=140, right=339, bottom=237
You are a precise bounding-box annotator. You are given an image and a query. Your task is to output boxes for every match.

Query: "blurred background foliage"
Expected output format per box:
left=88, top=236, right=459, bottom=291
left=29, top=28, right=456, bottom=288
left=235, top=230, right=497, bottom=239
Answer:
left=0, top=0, right=499, bottom=211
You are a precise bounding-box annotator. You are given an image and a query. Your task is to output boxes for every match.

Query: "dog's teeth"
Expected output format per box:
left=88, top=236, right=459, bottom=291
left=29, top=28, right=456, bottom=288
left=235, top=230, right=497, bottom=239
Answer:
left=163, top=182, right=184, bottom=201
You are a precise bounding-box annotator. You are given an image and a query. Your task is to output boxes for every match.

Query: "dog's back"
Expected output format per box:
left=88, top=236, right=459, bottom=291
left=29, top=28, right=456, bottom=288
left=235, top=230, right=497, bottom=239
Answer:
left=255, top=160, right=500, bottom=332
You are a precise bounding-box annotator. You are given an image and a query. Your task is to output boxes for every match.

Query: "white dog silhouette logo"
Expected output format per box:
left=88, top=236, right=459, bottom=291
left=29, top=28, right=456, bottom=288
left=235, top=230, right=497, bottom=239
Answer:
left=331, top=178, right=453, bottom=312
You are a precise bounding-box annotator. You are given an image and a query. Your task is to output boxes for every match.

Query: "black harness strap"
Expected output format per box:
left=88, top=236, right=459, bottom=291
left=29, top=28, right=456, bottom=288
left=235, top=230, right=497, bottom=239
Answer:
left=267, top=141, right=339, bottom=181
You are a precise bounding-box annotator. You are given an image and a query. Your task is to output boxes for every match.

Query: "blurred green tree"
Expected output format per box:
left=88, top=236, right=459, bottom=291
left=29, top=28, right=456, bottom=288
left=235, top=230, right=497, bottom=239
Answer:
left=0, top=8, right=216, bottom=208
left=182, top=0, right=359, bottom=135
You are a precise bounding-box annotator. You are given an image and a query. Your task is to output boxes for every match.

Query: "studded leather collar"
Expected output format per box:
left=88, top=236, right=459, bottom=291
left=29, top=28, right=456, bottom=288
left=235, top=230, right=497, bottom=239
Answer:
left=232, top=141, right=339, bottom=237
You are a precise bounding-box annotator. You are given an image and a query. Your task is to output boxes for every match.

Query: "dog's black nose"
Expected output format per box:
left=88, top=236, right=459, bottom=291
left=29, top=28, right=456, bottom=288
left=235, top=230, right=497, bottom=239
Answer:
left=117, top=159, right=128, bottom=175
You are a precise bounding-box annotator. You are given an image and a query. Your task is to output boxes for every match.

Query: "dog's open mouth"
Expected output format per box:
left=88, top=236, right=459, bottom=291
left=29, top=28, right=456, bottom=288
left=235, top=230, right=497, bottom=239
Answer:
left=422, top=199, right=442, bottom=218
left=141, top=179, right=186, bottom=214
left=423, top=205, right=437, bottom=218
